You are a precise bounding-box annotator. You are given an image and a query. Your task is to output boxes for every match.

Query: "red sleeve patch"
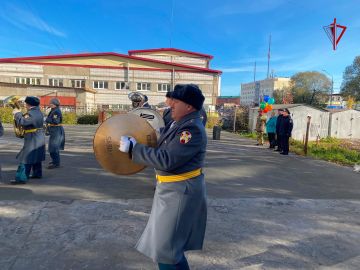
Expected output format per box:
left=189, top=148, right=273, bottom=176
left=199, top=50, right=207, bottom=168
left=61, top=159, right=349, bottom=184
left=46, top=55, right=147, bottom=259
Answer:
left=179, top=131, right=192, bottom=144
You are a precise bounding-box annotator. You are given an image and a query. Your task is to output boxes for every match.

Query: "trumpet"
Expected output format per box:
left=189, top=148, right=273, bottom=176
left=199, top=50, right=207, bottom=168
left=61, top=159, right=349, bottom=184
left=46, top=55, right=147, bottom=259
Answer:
left=4, top=96, right=26, bottom=138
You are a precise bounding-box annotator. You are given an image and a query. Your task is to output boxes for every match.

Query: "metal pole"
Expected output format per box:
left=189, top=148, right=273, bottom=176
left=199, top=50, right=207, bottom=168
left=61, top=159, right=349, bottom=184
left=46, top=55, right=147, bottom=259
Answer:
left=267, top=34, right=271, bottom=78
left=304, top=115, right=311, bottom=155
left=233, top=106, right=237, bottom=133
left=330, top=76, right=334, bottom=106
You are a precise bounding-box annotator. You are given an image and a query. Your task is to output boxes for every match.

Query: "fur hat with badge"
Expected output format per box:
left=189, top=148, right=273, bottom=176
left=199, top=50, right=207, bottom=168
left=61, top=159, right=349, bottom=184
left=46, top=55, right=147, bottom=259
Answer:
left=24, top=96, right=40, bottom=106
left=171, top=84, right=205, bottom=110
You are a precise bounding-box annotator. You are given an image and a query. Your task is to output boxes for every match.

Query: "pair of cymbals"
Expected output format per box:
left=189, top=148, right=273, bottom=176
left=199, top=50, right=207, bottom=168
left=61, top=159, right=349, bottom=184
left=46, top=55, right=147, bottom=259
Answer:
left=93, top=113, right=158, bottom=175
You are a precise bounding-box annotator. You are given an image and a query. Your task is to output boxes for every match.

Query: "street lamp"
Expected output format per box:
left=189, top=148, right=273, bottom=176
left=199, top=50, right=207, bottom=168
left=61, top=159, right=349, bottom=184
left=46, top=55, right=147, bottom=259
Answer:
left=322, top=69, right=334, bottom=107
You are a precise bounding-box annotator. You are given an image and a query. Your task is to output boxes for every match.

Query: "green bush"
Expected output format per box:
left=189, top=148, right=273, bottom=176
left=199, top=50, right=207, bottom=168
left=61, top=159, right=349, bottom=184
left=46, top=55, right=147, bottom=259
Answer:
left=62, top=112, right=77, bottom=125
left=0, top=107, right=15, bottom=123
left=77, top=114, right=98, bottom=125
left=206, top=116, right=221, bottom=129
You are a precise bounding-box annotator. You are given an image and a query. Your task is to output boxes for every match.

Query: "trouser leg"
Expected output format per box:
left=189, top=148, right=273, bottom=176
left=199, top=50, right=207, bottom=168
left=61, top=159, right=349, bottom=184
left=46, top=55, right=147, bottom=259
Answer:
left=268, top=133, right=275, bottom=148
left=32, top=162, right=42, bottom=177
left=50, top=149, right=60, bottom=166
left=280, top=136, right=289, bottom=154
left=24, top=164, right=32, bottom=178
left=276, top=134, right=282, bottom=151
left=282, top=136, right=290, bottom=154
left=158, top=255, right=190, bottom=270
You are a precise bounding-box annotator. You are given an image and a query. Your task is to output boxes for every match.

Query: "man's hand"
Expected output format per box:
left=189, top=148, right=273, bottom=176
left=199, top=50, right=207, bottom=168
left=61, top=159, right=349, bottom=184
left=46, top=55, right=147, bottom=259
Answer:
left=12, top=108, right=21, bottom=115
left=119, top=136, right=137, bottom=153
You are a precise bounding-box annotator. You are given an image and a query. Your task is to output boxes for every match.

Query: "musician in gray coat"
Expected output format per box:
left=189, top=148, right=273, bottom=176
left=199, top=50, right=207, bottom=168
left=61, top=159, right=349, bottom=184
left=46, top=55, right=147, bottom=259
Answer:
left=45, top=98, right=65, bottom=169
left=120, top=84, right=207, bottom=270
left=11, top=96, right=45, bottom=184
left=162, top=91, right=173, bottom=126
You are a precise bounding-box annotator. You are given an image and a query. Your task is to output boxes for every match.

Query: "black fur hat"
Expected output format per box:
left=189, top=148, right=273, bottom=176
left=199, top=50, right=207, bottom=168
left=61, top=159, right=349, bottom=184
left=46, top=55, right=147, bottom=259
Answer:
left=25, top=96, right=40, bottom=106
left=165, top=91, right=173, bottom=98
left=50, top=98, right=60, bottom=106
left=171, top=84, right=205, bottom=110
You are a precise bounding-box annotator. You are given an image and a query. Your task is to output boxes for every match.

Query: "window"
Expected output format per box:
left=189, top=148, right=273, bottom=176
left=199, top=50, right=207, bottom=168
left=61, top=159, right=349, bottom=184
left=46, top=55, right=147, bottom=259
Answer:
left=115, top=81, right=129, bottom=90
left=71, top=80, right=85, bottom=88
left=157, top=83, right=171, bottom=92
left=49, top=78, right=63, bottom=87
left=15, top=77, right=40, bottom=85
left=136, top=82, right=151, bottom=91
left=93, top=81, right=108, bottom=89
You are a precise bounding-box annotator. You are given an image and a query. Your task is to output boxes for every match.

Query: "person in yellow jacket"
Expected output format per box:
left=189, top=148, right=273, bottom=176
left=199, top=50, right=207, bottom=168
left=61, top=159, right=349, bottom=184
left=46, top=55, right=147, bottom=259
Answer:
left=255, top=110, right=267, bottom=145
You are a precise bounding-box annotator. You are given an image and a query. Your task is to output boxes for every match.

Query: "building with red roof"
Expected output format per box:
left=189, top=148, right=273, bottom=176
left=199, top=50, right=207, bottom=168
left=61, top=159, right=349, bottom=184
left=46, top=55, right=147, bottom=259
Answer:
left=0, top=48, right=222, bottom=113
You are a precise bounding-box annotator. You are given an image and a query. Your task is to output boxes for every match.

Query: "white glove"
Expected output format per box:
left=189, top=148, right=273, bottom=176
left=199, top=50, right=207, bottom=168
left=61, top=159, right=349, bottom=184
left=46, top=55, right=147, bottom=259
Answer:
left=12, top=108, right=21, bottom=115
left=119, top=136, right=137, bottom=153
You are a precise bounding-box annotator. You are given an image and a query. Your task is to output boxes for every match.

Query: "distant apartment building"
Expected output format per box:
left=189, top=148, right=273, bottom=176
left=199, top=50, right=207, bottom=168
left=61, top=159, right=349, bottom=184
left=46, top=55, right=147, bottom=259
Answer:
left=0, top=48, right=222, bottom=112
left=240, top=77, right=290, bottom=106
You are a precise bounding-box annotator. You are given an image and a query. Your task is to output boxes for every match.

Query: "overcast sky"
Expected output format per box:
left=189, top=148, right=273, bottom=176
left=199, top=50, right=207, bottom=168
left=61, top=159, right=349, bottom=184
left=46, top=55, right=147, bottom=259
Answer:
left=0, top=0, right=359, bottom=96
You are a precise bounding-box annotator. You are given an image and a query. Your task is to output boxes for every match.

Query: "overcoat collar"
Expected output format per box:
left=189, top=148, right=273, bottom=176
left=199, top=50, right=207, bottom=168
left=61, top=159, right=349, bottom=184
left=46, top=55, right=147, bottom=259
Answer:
left=158, top=110, right=200, bottom=146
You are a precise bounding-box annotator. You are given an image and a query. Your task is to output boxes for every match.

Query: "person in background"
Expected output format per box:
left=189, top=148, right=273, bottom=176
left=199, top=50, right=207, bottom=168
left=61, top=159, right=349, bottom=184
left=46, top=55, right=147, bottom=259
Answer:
left=255, top=110, right=267, bottom=145
left=0, top=118, right=3, bottom=137
left=11, top=96, right=45, bottom=184
left=142, top=95, right=151, bottom=108
left=275, top=109, right=284, bottom=152
left=162, top=91, right=173, bottom=126
left=266, top=111, right=277, bottom=149
left=199, top=107, right=208, bottom=127
left=45, top=98, right=65, bottom=169
left=279, top=108, right=293, bottom=155
left=119, top=84, right=207, bottom=270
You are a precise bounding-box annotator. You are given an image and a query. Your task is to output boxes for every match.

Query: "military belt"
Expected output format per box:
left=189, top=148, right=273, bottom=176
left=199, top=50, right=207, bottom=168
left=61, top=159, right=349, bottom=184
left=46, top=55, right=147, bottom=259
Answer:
left=156, top=168, right=202, bottom=183
left=48, top=124, right=62, bottom=126
left=24, top=128, right=43, bottom=134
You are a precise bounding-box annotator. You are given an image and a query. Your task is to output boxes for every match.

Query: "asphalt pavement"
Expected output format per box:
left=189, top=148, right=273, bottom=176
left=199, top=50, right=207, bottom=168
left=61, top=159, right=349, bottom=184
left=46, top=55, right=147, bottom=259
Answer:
left=0, top=124, right=359, bottom=270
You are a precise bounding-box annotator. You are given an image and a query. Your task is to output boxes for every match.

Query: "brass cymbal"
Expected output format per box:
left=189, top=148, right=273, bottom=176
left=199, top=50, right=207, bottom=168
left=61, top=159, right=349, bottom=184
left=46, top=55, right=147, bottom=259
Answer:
left=93, top=113, right=158, bottom=175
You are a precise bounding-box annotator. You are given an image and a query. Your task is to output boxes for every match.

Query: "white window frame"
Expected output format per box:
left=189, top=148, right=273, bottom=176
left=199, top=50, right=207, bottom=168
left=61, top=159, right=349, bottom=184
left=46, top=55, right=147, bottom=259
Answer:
left=49, top=78, right=63, bottom=87
left=115, top=81, right=129, bottom=90
left=93, top=81, right=108, bottom=89
left=136, top=82, right=151, bottom=91
left=71, top=79, right=85, bottom=88
left=157, top=83, right=171, bottom=92
left=16, top=77, right=40, bottom=85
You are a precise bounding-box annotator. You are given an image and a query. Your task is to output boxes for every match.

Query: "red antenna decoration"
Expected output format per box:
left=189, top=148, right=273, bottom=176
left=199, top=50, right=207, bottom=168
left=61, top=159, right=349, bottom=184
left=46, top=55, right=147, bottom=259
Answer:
left=323, top=18, right=347, bottom=50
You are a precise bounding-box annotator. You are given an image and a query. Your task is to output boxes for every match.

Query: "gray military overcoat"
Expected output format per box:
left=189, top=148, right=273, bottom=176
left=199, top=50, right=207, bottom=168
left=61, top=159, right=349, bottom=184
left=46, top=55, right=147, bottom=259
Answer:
left=46, top=107, right=65, bottom=152
left=15, top=107, right=46, bottom=164
left=132, top=110, right=207, bottom=264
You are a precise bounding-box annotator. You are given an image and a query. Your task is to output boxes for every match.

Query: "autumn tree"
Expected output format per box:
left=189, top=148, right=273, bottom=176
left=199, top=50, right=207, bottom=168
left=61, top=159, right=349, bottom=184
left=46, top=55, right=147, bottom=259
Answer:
left=273, top=87, right=293, bottom=104
left=340, top=56, right=360, bottom=101
left=289, top=71, right=331, bottom=108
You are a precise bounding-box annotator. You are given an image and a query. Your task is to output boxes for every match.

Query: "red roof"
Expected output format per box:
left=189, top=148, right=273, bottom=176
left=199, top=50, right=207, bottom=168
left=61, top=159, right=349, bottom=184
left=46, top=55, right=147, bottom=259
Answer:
left=0, top=52, right=221, bottom=74
left=128, top=48, right=214, bottom=59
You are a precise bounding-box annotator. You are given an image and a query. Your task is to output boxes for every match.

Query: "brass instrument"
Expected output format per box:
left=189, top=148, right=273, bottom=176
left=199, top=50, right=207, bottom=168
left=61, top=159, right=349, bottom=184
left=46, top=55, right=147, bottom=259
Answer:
left=4, top=96, right=26, bottom=138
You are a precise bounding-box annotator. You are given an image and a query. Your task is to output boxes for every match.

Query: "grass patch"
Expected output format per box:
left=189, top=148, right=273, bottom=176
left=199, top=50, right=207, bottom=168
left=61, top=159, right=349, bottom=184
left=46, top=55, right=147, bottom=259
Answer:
left=290, top=137, right=360, bottom=166
left=239, top=132, right=258, bottom=139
